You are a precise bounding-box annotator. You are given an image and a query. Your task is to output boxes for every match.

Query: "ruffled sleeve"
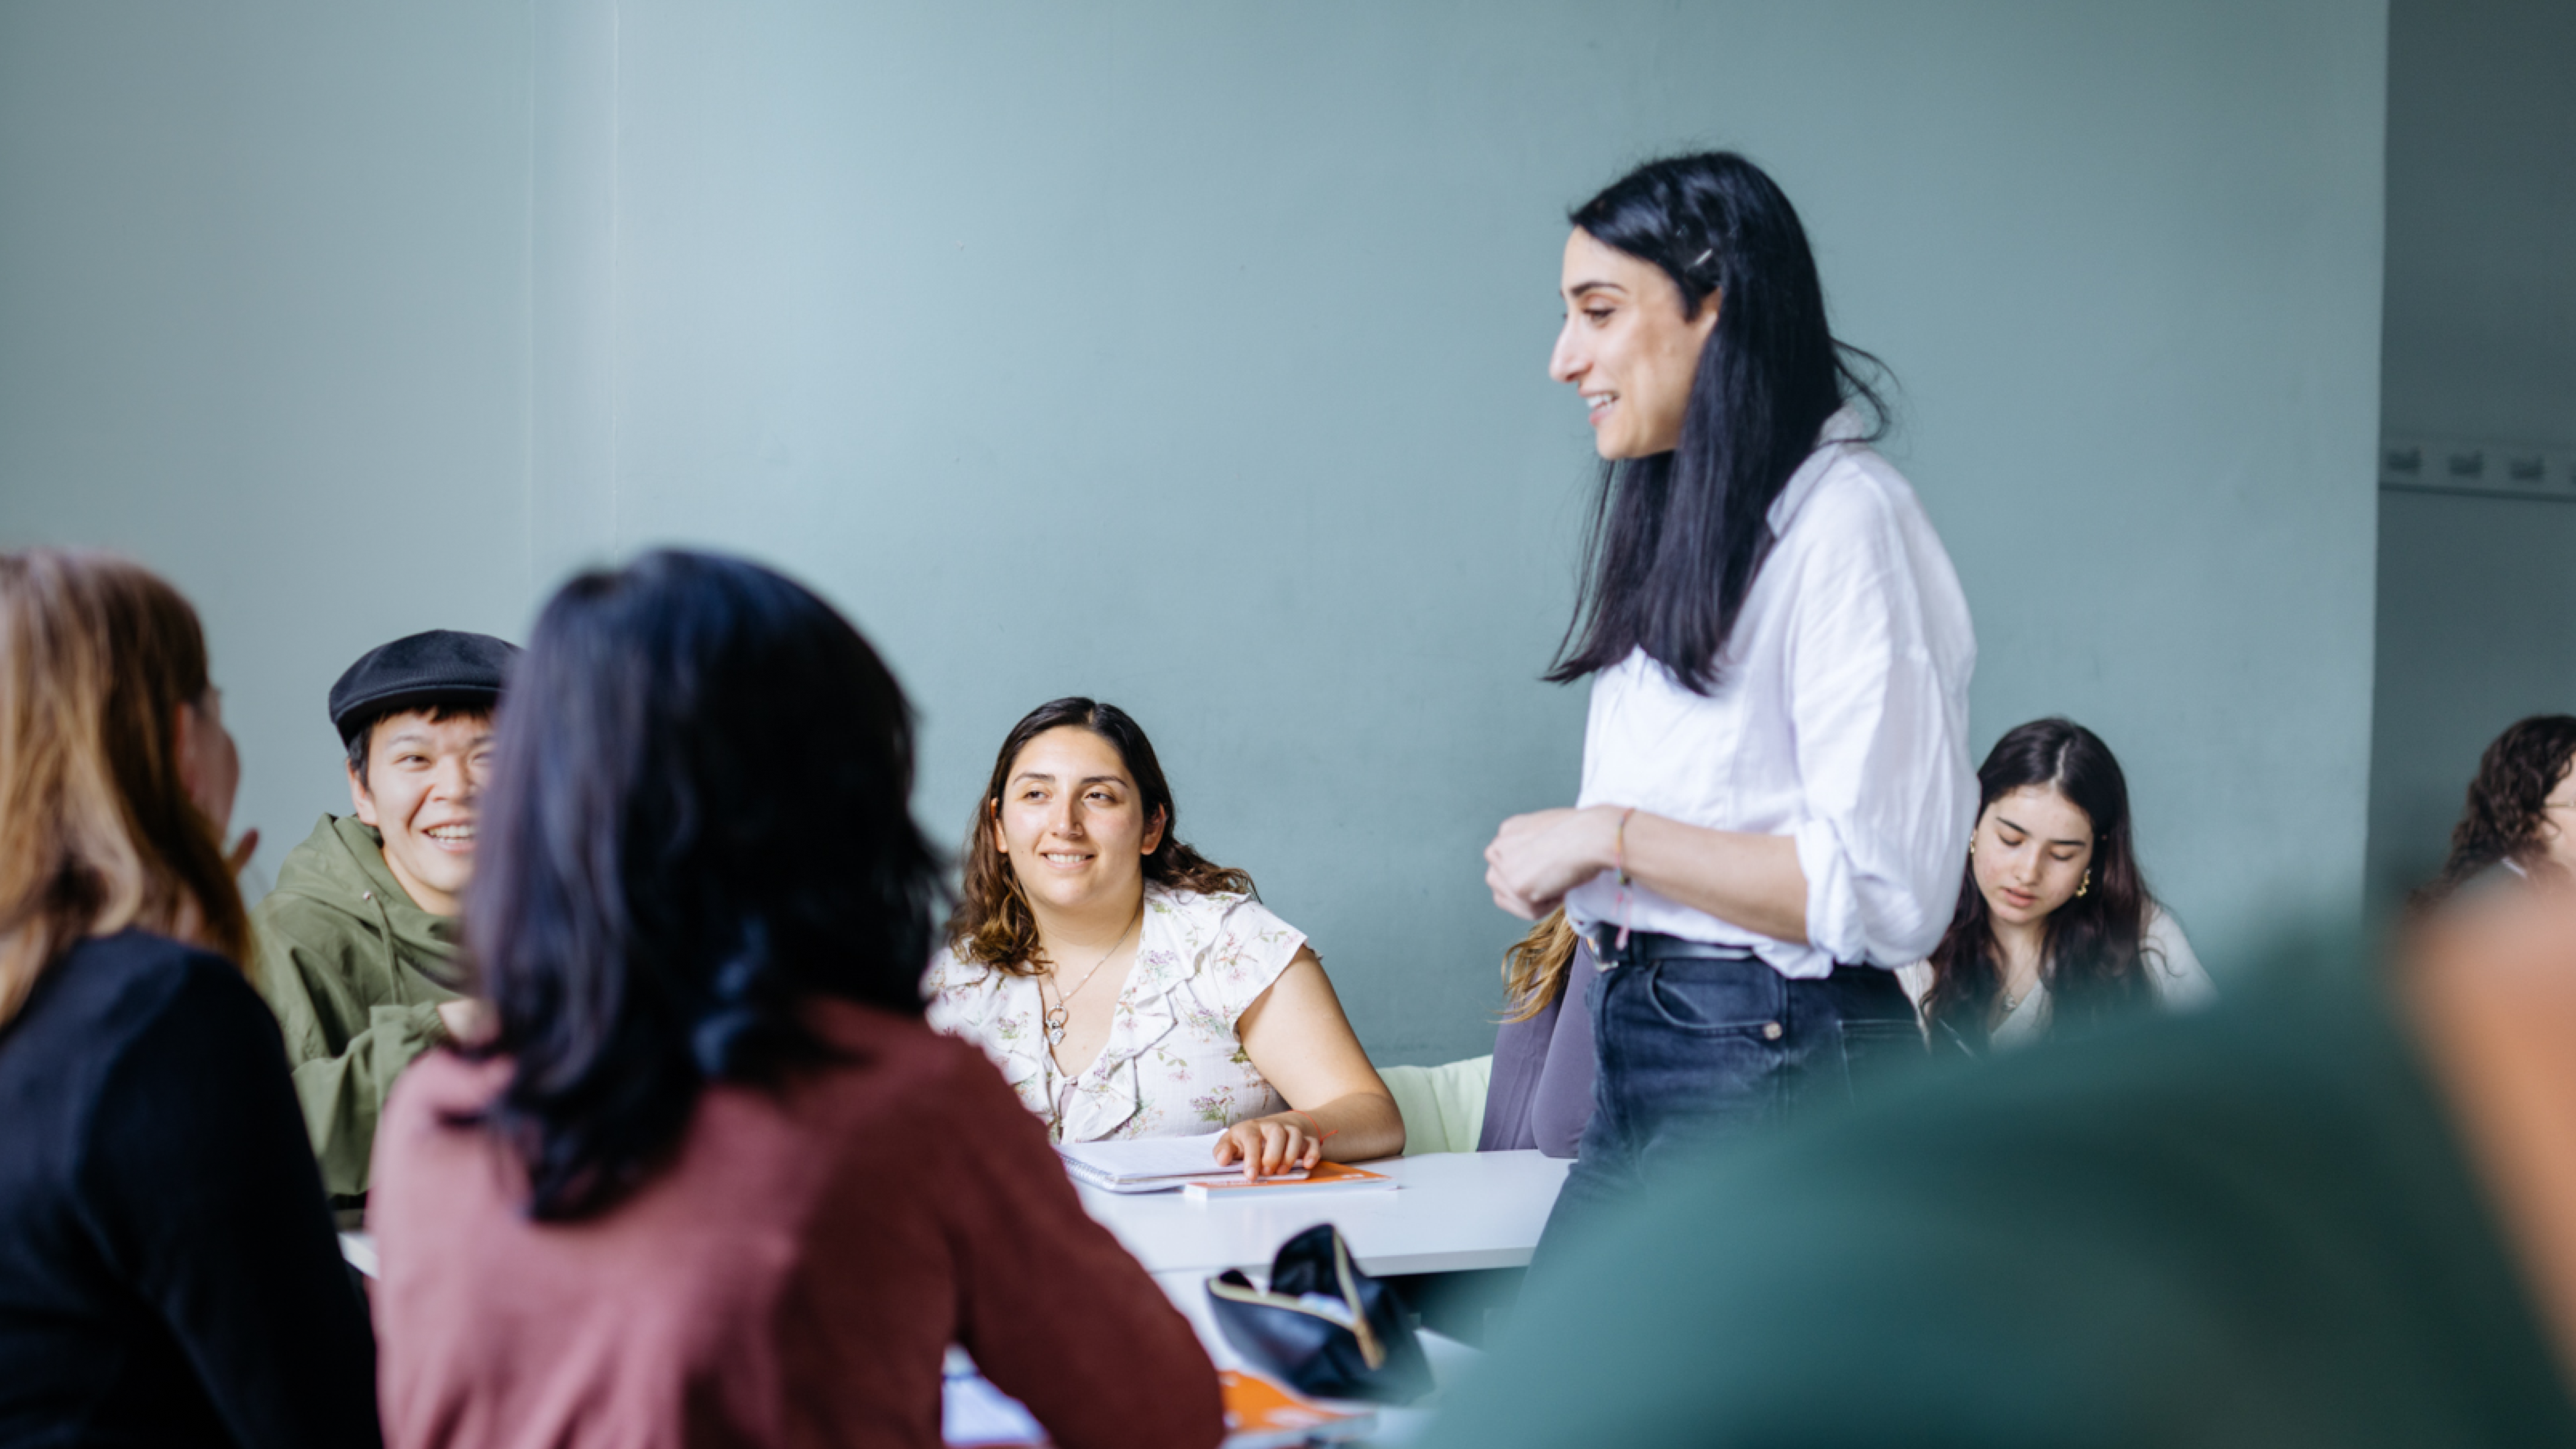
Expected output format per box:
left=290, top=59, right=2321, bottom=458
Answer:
left=1155, top=889, right=1307, bottom=1025
left=922, top=945, right=978, bottom=1037
left=923, top=947, right=1028, bottom=1082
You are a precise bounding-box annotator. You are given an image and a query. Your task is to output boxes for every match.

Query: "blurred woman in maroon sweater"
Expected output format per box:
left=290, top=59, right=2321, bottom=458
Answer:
left=368, top=551, right=1221, bottom=1449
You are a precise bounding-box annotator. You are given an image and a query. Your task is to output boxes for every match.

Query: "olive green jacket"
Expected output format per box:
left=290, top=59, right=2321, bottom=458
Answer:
left=252, top=814, right=462, bottom=1200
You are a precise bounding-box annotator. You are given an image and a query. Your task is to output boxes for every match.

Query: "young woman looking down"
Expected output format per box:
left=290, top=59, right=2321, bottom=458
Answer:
left=929, top=698, right=1401, bottom=1177
left=1901, top=718, right=2212, bottom=1051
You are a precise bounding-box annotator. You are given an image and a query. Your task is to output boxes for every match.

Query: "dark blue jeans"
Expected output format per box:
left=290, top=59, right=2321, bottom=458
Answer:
left=1534, top=934, right=1924, bottom=1265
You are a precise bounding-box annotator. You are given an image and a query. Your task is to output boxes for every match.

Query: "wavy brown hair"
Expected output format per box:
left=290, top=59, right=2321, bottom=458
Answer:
left=0, top=550, right=250, bottom=1027
left=948, top=698, right=1252, bottom=976
left=2418, top=715, right=2576, bottom=908
left=1921, top=718, right=2154, bottom=1048
left=1499, top=910, right=1578, bottom=1024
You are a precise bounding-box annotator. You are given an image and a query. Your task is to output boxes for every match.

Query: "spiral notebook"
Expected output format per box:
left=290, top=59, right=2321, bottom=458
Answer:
left=1055, top=1133, right=1309, bottom=1193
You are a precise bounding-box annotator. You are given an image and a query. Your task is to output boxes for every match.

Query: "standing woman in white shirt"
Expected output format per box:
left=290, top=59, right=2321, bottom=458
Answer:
left=1900, top=718, right=2214, bottom=1052
left=1483, top=152, right=1977, bottom=1244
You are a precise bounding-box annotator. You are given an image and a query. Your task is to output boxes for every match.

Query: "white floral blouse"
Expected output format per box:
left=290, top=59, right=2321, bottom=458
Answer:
left=926, top=885, right=1306, bottom=1143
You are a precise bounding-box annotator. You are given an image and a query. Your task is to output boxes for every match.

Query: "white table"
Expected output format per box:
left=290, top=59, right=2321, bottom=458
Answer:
left=1078, top=1148, right=1568, bottom=1278
left=339, top=1150, right=1567, bottom=1283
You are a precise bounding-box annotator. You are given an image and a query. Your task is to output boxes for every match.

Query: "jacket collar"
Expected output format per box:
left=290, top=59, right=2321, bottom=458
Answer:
left=273, top=812, right=463, bottom=960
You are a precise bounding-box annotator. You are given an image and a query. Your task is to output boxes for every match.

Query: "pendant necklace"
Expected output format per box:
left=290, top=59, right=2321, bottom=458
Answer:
left=1040, top=902, right=1142, bottom=1047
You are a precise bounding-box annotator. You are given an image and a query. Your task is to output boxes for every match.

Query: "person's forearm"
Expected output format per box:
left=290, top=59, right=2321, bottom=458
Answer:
left=1278, top=1092, right=1406, bottom=1163
left=288, top=1003, right=447, bottom=1197
left=1618, top=810, right=1809, bottom=945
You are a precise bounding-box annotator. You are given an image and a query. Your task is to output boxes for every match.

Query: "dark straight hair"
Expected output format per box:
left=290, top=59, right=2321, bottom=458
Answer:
left=1921, top=718, right=2155, bottom=1046
left=458, top=550, right=943, bottom=1221
left=1549, top=151, right=1888, bottom=693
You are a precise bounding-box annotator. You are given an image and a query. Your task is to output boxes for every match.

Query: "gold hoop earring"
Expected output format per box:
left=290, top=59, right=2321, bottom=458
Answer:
left=2075, top=869, right=2091, bottom=900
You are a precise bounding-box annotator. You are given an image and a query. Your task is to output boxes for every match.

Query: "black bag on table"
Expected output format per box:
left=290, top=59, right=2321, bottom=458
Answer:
left=1204, top=1222, right=1433, bottom=1405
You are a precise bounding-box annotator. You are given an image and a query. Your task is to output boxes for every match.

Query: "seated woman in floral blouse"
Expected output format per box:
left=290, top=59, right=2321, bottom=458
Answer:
left=928, top=698, right=1403, bottom=1177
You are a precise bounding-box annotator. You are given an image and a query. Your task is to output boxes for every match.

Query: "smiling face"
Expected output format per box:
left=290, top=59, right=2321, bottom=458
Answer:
left=1548, top=227, right=1721, bottom=460
left=349, top=707, right=494, bottom=916
left=991, top=725, right=1167, bottom=922
left=1972, top=784, right=2098, bottom=929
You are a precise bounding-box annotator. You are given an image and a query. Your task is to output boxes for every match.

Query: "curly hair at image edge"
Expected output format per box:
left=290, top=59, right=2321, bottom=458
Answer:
left=2418, top=715, right=2576, bottom=907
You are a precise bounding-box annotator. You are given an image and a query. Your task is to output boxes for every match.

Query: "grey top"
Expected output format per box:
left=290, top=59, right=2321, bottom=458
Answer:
left=1476, top=939, right=1597, bottom=1157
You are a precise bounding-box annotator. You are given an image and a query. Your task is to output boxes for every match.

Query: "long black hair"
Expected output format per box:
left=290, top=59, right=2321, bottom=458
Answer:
left=1549, top=151, right=1888, bottom=692
left=1921, top=718, right=2155, bottom=1046
left=458, top=549, right=943, bottom=1221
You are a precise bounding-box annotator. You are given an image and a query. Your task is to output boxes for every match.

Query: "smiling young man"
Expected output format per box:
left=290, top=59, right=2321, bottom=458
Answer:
left=254, top=629, right=516, bottom=1209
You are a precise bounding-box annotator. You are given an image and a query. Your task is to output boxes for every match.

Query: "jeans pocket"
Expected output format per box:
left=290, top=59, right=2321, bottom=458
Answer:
left=1836, top=1016, right=1930, bottom=1102
left=1642, top=958, right=1784, bottom=1036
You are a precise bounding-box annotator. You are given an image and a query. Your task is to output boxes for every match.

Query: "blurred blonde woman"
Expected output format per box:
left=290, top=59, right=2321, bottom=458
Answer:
left=0, top=550, right=378, bottom=1446
left=1477, top=911, right=1598, bottom=1156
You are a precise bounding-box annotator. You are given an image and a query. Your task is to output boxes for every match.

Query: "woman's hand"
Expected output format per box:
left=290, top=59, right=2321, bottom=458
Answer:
left=1484, top=806, right=1620, bottom=920
left=1227, top=953, right=1408, bottom=1171
left=1491, top=808, right=1814, bottom=944
left=1212, top=1112, right=1328, bottom=1180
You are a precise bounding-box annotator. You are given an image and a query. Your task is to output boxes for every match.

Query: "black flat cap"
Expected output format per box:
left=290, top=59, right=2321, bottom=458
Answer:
left=328, top=629, right=521, bottom=745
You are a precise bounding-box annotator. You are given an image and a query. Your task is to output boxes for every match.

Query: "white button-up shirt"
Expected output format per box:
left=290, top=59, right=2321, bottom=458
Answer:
left=1562, top=410, right=1977, bottom=978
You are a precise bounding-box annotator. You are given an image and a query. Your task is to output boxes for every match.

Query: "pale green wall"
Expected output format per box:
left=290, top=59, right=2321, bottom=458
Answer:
left=0, top=2, right=537, bottom=891
left=2378, top=0, right=2576, bottom=443
left=2372, top=490, right=2576, bottom=898
left=2367, top=0, right=2576, bottom=902
left=1, top=3, right=2387, bottom=1064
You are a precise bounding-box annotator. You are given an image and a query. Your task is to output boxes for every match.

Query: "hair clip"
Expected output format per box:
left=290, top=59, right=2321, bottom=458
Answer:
left=1692, top=248, right=1714, bottom=269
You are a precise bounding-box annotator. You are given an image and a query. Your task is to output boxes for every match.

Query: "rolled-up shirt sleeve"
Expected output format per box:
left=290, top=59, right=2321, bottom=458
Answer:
left=1784, top=490, right=1976, bottom=967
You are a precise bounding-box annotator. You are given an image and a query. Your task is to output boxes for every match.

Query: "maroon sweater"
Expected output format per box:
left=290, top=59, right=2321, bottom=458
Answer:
left=370, top=1001, right=1222, bottom=1449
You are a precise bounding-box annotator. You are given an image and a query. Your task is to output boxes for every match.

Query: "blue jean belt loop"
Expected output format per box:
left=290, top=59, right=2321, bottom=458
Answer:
left=1587, top=925, right=1613, bottom=969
